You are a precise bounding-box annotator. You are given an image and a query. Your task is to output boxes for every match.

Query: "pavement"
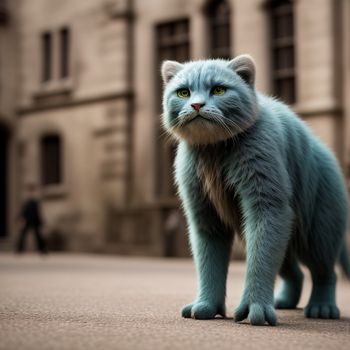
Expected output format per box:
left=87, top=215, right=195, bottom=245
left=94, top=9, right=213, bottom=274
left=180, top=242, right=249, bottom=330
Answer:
left=0, top=254, right=349, bottom=350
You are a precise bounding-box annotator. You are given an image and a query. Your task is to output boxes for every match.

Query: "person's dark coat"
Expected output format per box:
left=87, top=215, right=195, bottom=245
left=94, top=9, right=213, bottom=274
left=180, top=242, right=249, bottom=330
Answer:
left=20, top=199, right=42, bottom=227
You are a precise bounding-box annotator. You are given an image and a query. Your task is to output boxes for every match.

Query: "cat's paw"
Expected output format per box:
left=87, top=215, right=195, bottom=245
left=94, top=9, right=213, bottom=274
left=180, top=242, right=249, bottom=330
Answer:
left=235, top=302, right=277, bottom=326
left=274, top=279, right=303, bottom=309
left=274, top=285, right=300, bottom=309
left=304, top=303, right=340, bottom=319
left=181, top=301, right=225, bottom=319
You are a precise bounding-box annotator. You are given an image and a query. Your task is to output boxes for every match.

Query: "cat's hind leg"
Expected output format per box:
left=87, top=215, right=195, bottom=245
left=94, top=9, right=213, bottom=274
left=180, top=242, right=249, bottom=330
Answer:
left=305, top=269, right=339, bottom=319
left=274, top=250, right=303, bottom=309
left=303, top=190, right=345, bottom=319
left=303, top=160, right=347, bottom=319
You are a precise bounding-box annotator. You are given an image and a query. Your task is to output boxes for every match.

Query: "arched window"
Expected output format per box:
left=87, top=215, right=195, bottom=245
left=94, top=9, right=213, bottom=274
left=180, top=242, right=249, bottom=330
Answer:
left=40, top=134, right=62, bottom=186
left=206, top=0, right=231, bottom=59
left=268, top=0, right=296, bottom=104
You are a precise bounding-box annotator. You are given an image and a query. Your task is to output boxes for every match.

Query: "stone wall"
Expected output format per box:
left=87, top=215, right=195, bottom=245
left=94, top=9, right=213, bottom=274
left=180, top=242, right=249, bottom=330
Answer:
left=1, top=0, right=349, bottom=256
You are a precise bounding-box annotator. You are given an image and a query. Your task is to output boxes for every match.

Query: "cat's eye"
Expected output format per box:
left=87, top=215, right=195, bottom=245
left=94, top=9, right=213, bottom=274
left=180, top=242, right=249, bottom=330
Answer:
left=177, top=88, right=191, bottom=98
left=211, top=86, right=226, bottom=96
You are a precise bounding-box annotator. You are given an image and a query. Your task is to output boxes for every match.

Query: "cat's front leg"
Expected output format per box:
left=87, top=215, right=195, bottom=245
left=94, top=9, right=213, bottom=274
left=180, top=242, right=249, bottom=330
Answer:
left=233, top=169, right=293, bottom=326
left=182, top=224, right=233, bottom=319
left=175, top=146, right=233, bottom=319
left=180, top=183, right=234, bottom=319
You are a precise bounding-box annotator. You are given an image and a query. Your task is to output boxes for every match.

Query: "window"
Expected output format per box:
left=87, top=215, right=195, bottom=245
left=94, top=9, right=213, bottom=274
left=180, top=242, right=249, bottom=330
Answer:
left=155, top=19, right=190, bottom=197
left=0, top=0, right=9, bottom=25
left=41, top=134, right=62, bottom=186
left=269, top=0, right=296, bottom=104
left=206, top=0, right=231, bottom=59
left=40, top=27, right=71, bottom=83
left=41, top=32, right=52, bottom=82
left=156, top=19, right=189, bottom=79
left=60, top=27, right=70, bottom=78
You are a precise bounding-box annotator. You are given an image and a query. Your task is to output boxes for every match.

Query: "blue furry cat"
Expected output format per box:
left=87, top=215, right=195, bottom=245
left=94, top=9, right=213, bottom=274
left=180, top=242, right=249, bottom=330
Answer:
left=161, top=55, right=350, bottom=326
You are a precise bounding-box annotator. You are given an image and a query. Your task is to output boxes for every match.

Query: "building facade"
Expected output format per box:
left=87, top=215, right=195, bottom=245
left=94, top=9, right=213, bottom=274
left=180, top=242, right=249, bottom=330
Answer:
left=1, top=0, right=349, bottom=256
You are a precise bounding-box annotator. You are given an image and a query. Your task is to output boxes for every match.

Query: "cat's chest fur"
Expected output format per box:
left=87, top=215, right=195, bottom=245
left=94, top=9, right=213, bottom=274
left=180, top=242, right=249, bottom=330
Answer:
left=197, top=155, right=242, bottom=233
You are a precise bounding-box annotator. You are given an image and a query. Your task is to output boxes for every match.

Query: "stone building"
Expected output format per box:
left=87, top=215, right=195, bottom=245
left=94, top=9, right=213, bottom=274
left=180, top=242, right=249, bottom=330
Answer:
left=0, top=0, right=349, bottom=256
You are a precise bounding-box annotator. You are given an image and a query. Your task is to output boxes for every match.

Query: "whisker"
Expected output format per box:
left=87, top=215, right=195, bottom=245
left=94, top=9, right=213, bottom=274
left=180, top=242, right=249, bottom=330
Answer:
left=208, top=113, right=238, bottom=139
left=158, top=127, right=178, bottom=145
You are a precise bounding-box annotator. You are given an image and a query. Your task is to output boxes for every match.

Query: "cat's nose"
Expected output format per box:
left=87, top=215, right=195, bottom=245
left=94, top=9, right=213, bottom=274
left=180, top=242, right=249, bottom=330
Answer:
left=191, top=103, right=205, bottom=112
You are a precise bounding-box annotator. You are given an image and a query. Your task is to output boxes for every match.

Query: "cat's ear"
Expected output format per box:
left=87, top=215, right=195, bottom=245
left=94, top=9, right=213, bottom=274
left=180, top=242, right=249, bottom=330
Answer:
left=227, top=54, right=255, bottom=86
left=161, top=60, right=184, bottom=84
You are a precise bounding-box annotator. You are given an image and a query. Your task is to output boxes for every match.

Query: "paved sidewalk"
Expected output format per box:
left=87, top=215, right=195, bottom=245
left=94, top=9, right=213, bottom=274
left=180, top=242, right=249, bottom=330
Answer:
left=0, top=254, right=349, bottom=350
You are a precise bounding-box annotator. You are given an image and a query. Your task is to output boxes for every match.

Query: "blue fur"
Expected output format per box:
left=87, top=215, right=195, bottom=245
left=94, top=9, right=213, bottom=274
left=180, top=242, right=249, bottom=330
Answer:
left=161, top=56, right=349, bottom=326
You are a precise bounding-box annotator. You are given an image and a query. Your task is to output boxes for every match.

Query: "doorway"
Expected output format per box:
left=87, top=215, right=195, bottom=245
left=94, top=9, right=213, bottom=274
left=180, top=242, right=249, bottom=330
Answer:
left=0, top=125, right=9, bottom=237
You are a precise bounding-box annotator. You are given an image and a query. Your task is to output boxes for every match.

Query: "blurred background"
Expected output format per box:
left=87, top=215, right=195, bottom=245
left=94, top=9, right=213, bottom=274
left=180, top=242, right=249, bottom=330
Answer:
left=0, top=0, right=349, bottom=257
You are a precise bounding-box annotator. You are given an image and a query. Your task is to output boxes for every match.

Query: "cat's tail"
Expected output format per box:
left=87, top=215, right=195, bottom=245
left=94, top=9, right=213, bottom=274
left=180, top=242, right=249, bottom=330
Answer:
left=339, top=241, right=350, bottom=279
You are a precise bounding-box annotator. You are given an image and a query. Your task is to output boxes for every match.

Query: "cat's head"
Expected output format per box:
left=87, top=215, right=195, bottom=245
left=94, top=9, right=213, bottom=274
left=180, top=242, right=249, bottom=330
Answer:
left=161, top=55, right=259, bottom=145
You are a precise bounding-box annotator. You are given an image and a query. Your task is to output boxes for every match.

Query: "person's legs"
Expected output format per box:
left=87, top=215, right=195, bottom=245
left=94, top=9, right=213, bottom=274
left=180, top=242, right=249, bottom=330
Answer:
left=16, top=224, right=28, bottom=253
left=34, top=226, right=48, bottom=254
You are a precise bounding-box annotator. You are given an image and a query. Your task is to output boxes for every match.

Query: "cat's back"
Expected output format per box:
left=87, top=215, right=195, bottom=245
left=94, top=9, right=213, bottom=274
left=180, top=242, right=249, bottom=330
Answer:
left=256, top=93, right=346, bottom=218
left=257, top=93, right=336, bottom=166
left=257, top=93, right=307, bottom=143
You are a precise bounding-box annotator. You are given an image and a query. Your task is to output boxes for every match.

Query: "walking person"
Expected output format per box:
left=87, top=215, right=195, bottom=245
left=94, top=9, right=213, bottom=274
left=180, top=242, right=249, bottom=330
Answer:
left=16, top=184, right=47, bottom=254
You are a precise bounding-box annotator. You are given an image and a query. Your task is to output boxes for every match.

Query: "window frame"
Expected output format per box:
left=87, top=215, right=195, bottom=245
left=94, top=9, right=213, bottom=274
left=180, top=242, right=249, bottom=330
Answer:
left=155, top=18, right=190, bottom=199
left=39, top=26, right=72, bottom=90
left=41, top=31, right=53, bottom=82
left=59, top=27, right=70, bottom=79
left=269, top=0, right=296, bottom=105
left=205, top=0, right=232, bottom=59
left=40, top=133, right=63, bottom=187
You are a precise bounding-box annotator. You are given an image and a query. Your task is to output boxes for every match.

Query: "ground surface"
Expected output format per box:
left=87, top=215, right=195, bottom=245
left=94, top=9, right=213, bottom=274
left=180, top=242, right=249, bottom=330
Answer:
left=0, top=254, right=349, bottom=350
